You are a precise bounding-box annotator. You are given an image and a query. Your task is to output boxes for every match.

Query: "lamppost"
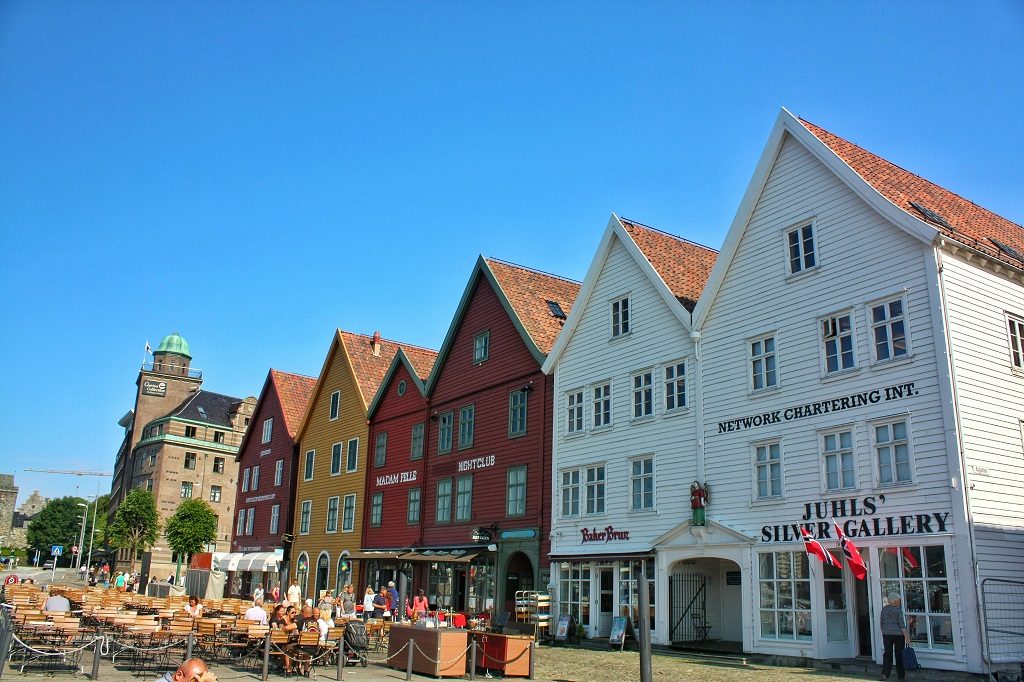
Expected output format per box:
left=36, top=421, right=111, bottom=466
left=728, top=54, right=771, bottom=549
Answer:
left=85, top=495, right=99, bottom=574
left=76, top=503, right=88, bottom=570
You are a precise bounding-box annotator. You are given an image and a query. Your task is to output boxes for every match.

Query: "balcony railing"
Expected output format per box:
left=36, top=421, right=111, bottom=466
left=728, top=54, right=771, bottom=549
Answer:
left=141, top=361, right=203, bottom=379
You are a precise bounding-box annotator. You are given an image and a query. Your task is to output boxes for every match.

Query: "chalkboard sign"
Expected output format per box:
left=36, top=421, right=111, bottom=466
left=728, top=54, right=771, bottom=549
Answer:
left=554, top=613, right=572, bottom=641
left=608, top=616, right=634, bottom=651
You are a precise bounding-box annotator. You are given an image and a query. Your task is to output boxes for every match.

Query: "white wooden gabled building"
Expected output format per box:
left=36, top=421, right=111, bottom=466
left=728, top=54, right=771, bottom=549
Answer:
left=545, top=109, right=1024, bottom=674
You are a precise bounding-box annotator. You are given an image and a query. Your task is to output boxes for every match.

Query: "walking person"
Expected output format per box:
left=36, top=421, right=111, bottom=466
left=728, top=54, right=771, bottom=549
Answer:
left=879, top=591, right=911, bottom=680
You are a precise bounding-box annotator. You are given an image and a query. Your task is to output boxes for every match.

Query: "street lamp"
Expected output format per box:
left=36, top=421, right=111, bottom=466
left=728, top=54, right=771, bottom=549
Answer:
left=76, top=503, right=88, bottom=570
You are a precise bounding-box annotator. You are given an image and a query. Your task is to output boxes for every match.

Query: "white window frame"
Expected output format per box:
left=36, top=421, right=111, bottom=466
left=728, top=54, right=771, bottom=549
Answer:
left=820, top=310, right=857, bottom=375
left=1007, top=313, right=1024, bottom=374
left=585, top=465, right=606, bottom=515
left=270, top=504, right=280, bottom=534
left=473, top=331, right=490, bottom=364
left=611, top=295, right=631, bottom=338
left=370, top=492, right=383, bottom=527
left=630, top=456, right=655, bottom=512
left=346, top=438, right=359, bottom=473
left=262, top=417, right=273, bottom=444
left=632, top=369, right=654, bottom=420
left=872, top=416, right=914, bottom=487
left=459, top=405, right=475, bottom=449
left=245, top=507, right=255, bottom=535
left=236, top=509, right=245, bottom=536
left=753, top=439, right=783, bottom=500
left=241, top=468, right=250, bottom=492
left=566, top=389, right=585, bottom=435
left=506, top=465, right=527, bottom=517
left=210, top=484, right=222, bottom=503
left=758, top=550, right=813, bottom=641
left=331, top=442, right=343, bottom=475
left=342, top=494, right=356, bottom=532
left=592, top=381, right=612, bottom=429
left=304, top=450, right=315, bottom=481
left=329, top=390, right=341, bottom=420
left=560, top=469, right=580, bottom=517
left=274, top=459, right=284, bottom=486
left=749, top=333, right=778, bottom=392
left=664, top=361, right=687, bottom=412
left=326, top=495, right=339, bottom=533
left=821, top=426, right=857, bottom=492
left=300, top=500, right=312, bottom=534
left=870, top=295, right=910, bottom=363
left=785, top=222, right=817, bottom=276
left=251, top=465, right=260, bottom=491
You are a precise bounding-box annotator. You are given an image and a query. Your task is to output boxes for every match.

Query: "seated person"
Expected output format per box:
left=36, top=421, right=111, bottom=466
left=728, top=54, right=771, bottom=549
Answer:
left=43, top=588, right=72, bottom=612
left=314, top=607, right=334, bottom=642
left=184, top=595, right=204, bottom=618
left=244, top=598, right=268, bottom=625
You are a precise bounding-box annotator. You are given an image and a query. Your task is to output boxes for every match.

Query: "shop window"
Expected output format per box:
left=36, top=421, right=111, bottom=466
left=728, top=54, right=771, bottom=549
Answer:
left=879, top=545, right=952, bottom=650
left=618, top=561, right=656, bottom=631
left=558, top=562, right=592, bottom=629
left=758, top=551, right=812, bottom=641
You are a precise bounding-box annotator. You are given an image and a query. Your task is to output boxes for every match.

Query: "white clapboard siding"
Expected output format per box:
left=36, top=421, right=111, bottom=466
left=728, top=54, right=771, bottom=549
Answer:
left=551, top=233, right=699, bottom=556
left=939, top=252, right=1024, bottom=581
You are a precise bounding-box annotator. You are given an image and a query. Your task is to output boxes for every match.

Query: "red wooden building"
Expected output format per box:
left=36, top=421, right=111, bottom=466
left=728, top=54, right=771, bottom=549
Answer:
left=363, top=256, right=578, bottom=616
left=224, top=368, right=316, bottom=597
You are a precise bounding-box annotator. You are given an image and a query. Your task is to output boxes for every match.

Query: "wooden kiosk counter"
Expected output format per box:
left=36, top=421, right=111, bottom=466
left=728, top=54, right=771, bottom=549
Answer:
left=387, top=624, right=468, bottom=677
left=470, top=631, right=533, bottom=677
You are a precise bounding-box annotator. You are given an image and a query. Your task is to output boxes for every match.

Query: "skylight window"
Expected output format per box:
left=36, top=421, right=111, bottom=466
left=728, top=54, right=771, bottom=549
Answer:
left=991, top=238, right=1024, bottom=264
left=909, top=201, right=952, bottom=230
left=197, top=406, right=207, bottom=419
left=546, top=300, right=566, bottom=320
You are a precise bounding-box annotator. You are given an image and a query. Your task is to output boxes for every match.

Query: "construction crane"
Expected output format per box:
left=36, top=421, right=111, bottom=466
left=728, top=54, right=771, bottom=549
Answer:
left=24, top=469, right=111, bottom=476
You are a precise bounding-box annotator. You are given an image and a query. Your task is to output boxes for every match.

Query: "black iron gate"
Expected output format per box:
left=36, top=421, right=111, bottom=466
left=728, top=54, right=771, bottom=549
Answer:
left=670, top=573, right=709, bottom=643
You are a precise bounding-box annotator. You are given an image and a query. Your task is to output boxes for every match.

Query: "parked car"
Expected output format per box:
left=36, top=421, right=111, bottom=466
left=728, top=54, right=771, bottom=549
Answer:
left=42, top=559, right=54, bottom=569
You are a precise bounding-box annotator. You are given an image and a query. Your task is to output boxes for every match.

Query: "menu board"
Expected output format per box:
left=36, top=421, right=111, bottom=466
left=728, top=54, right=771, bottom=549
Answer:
left=554, top=614, right=572, bottom=641
left=608, top=616, right=634, bottom=650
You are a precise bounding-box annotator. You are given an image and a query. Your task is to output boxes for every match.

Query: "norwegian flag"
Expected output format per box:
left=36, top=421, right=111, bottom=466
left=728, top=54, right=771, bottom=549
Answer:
left=884, top=546, right=920, bottom=570
left=833, top=521, right=867, bottom=580
left=801, top=527, right=842, bottom=570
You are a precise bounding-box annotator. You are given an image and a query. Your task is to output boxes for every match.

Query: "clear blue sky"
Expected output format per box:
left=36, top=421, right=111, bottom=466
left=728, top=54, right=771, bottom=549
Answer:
left=2, top=2, right=1022, bottom=505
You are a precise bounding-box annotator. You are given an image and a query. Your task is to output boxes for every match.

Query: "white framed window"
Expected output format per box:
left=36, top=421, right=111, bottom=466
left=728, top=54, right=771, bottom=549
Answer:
left=560, top=470, right=580, bottom=516
left=210, top=485, right=222, bottom=502
left=245, top=507, right=255, bottom=535
left=473, top=331, right=490, bottom=363
left=1007, top=313, right=1024, bottom=373
left=822, top=428, right=856, bottom=491
left=370, top=492, right=383, bottom=527
left=438, top=412, right=453, bottom=453
left=506, top=466, right=527, bottom=517
left=509, top=391, right=528, bottom=437
left=304, top=450, right=315, bottom=480
left=754, top=441, right=783, bottom=499
left=630, top=456, right=654, bottom=511
left=411, top=424, right=424, bottom=460
left=585, top=465, right=606, bottom=514
left=664, top=361, right=687, bottom=411
left=456, top=475, right=473, bottom=521
left=236, top=509, right=245, bottom=536
left=786, top=223, right=816, bottom=275
left=459, top=405, right=475, bottom=448
left=274, top=459, right=284, bottom=486
left=331, top=442, right=343, bottom=475
left=592, top=382, right=612, bottom=429
left=611, top=295, right=630, bottom=337
left=874, top=418, right=912, bottom=486
left=299, top=500, right=311, bottom=534
left=262, top=417, right=273, bottom=444
left=270, top=504, right=280, bottom=534
left=750, top=334, right=777, bottom=391
left=871, top=297, right=908, bottom=362
left=329, top=390, right=341, bottom=420
left=346, top=438, right=359, bottom=472
left=251, top=465, right=260, bottom=490
left=241, top=468, right=250, bottom=492
left=342, top=494, right=356, bottom=532
left=326, top=496, right=339, bottom=533
left=374, top=432, right=387, bottom=467
left=407, top=488, right=421, bottom=524
left=566, top=390, right=584, bottom=434
left=632, top=370, right=654, bottom=419
left=436, top=478, right=452, bottom=523
left=180, top=481, right=193, bottom=499
left=821, top=312, right=856, bottom=374
left=879, top=544, right=952, bottom=650
left=758, top=551, right=812, bottom=640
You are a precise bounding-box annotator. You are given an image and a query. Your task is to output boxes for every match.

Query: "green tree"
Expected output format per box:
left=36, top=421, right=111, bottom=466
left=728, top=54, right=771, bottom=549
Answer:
left=110, top=488, right=159, bottom=573
left=165, top=499, right=218, bottom=580
left=26, top=496, right=87, bottom=566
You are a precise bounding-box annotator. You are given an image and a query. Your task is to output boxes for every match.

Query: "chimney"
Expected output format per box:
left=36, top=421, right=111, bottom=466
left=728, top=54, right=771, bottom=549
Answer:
left=372, top=331, right=382, bottom=357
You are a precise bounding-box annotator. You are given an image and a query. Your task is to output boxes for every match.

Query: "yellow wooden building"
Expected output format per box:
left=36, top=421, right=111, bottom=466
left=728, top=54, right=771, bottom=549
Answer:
left=289, top=329, right=435, bottom=602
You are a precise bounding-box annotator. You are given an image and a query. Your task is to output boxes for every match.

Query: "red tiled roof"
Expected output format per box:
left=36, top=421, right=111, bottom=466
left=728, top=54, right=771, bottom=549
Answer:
left=485, top=258, right=581, bottom=355
left=619, top=219, right=719, bottom=312
left=270, top=369, right=317, bottom=439
left=800, top=118, right=1024, bottom=269
left=340, top=331, right=436, bottom=404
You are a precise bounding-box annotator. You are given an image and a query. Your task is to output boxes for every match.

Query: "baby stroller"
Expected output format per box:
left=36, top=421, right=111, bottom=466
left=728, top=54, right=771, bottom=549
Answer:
left=342, top=621, right=368, bottom=667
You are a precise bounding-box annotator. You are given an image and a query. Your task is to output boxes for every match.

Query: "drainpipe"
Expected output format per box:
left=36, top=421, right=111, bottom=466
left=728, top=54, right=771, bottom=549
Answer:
left=690, top=329, right=705, bottom=484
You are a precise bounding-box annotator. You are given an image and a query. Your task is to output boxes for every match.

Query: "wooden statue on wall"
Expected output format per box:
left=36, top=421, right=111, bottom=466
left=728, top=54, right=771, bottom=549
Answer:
left=690, top=481, right=710, bottom=526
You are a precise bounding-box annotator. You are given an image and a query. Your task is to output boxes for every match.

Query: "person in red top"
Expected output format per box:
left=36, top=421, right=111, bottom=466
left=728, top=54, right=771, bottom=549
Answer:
left=412, top=589, right=429, bottom=619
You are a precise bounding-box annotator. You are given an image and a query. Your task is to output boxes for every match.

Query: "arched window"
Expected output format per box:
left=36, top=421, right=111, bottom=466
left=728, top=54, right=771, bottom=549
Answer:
left=296, top=552, right=310, bottom=600
left=315, top=552, right=330, bottom=602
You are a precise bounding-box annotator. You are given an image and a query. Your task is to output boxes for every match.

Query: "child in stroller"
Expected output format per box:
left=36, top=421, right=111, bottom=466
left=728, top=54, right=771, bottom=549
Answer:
left=342, top=621, right=368, bottom=667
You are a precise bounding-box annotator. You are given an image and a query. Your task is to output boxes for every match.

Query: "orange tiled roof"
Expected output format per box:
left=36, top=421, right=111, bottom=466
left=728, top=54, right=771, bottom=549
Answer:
left=485, top=258, right=581, bottom=355
left=800, top=118, right=1024, bottom=269
left=270, top=369, right=317, bottom=439
left=619, top=219, right=719, bottom=312
left=340, top=331, right=437, bottom=404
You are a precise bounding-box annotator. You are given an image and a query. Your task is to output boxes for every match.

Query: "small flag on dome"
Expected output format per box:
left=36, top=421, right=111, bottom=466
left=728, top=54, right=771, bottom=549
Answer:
left=145, top=342, right=152, bottom=354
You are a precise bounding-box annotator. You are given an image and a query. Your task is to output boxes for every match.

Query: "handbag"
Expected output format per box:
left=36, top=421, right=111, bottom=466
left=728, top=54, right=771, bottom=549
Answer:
left=903, top=646, right=920, bottom=671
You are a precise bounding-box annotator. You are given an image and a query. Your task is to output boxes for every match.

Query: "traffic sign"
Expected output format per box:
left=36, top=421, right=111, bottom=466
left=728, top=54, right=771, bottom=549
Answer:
left=3, top=574, right=18, bottom=585
left=51, top=545, right=63, bottom=557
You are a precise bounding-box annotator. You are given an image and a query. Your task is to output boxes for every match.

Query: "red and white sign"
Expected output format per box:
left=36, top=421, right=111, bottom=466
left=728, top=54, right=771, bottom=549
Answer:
left=3, top=574, right=18, bottom=585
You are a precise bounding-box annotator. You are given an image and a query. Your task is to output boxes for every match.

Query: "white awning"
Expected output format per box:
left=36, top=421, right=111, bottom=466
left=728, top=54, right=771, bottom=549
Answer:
left=237, top=552, right=280, bottom=573
left=213, top=552, right=245, bottom=571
